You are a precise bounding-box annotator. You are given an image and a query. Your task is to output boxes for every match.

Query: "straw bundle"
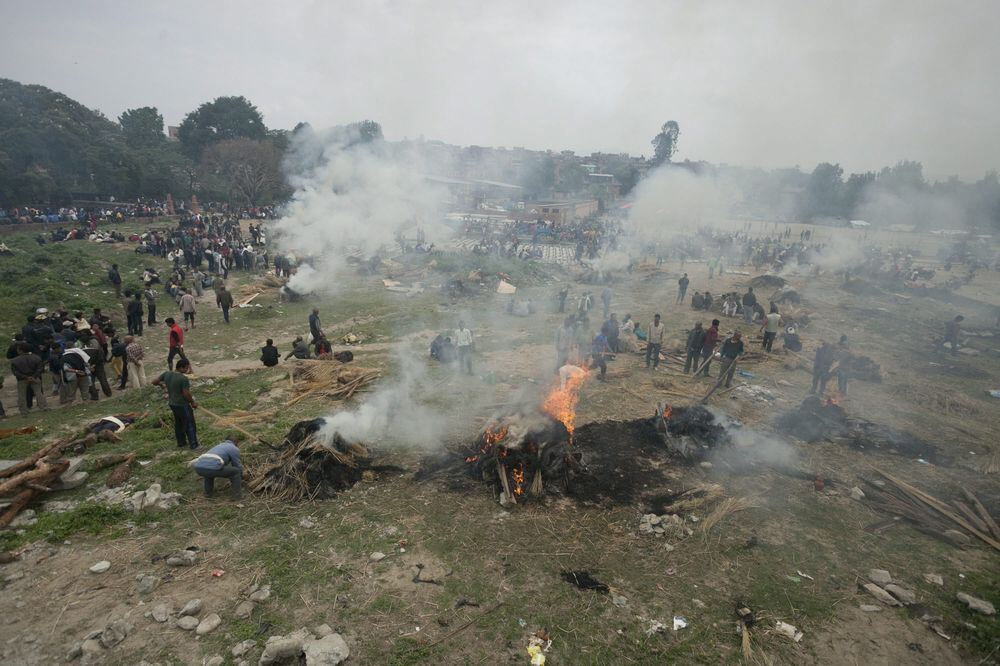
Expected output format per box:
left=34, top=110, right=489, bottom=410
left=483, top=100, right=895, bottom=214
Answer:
left=287, top=362, right=378, bottom=406
left=246, top=427, right=370, bottom=501
left=700, top=496, right=758, bottom=534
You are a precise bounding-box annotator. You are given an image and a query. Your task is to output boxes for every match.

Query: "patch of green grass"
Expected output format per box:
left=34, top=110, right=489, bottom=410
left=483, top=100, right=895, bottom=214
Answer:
left=0, top=503, right=148, bottom=551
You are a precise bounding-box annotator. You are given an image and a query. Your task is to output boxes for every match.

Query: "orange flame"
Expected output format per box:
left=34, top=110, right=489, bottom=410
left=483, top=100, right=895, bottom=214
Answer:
left=542, top=370, right=588, bottom=435
left=512, top=463, right=525, bottom=495
left=823, top=392, right=843, bottom=406
left=661, top=404, right=673, bottom=420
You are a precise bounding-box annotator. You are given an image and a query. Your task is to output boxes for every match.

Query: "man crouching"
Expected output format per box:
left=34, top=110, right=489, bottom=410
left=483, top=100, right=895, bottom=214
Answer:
left=192, top=435, right=243, bottom=500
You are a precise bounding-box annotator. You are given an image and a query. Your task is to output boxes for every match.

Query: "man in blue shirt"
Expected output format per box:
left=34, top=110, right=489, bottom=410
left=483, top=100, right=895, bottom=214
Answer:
left=192, top=436, right=243, bottom=499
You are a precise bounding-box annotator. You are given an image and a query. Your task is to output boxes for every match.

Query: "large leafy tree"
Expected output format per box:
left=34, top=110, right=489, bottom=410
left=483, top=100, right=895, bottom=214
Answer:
left=801, top=162, right=845, bottom=219
left=199, top=138, right=284, bottom=206
left=119, top=106, right=164, bottom=147
left=651, top=120, right=680, bottom=166
left=177, top=96, right=267, bottom=160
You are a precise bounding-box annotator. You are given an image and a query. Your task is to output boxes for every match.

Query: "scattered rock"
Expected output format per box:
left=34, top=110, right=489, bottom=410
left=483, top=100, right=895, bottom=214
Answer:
left=125, top=483, right=182, bottom=512
left=867, top=569, right=892, bottom=586
left=303, top=633, right=350, bottom=666
left=942, top=529, right=971, bottom=546
left=860, top=604, right=882, bottom=612
left=136, top=574, right=160, bottom=597
left=611, top=594, right=628, bottom=608
left=849, top=486, right=865, bottom=501
left=10, top=509, right=37, bottom=528
left=299, top=517, right=317, bottom=529
left=204, top=657, right=224, bottom=666
left=957, top=592, right=996, bottom=615
left=179, top=599, right=203, bottom=617
left=313, top=624, right=334, bottom=638
left=80, top=639, right=103, bottom=656
left=99, top=619, right=130, bottom=648
left=862, top=583, right=901, bottom=606
left=234, top=600, right=256, bottom=619
left=259, top=636, right=305, bottom=664
left=231, top=639, right=256, bottom=657
left=885, top=584, right=917, bottom=605
left=151, top=604, right=171, bottom=623
left=196, top=613, right=222, bottom=636
left=922, top=573, right=943, bottom=586
left=88, top=561, right=111, bottom=574
left=66, top=643, right=83, bottom=661
left=166, top=550, right=198, bottom=567
left=5, top=571, right=25, bottom=582
left=177, top=616, right=200, bottom=631
left=248, top=584, right=271, bottom=603
left=369, top=552, right=386, bottom=562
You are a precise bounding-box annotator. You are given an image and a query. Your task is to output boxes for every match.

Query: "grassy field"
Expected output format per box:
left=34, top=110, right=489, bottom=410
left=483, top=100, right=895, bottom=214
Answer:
left=0, top=223, right=997, bottom=665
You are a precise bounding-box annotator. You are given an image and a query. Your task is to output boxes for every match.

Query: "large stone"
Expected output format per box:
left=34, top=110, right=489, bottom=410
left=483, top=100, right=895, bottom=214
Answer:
left=234, top=600, right=256, bottom=619
left=303, top=634, right=350, bottom=666
left=957, top=592, right=996, bottom=615
left=99, top=619, right=130, bottom=648
left=88, top=561, right=111, bottom=574
left=259, top=637, right=305, bottom=665
left=231, top=639, right=256, bottom=657
left=66, top=643, right=83, bottom=661
left=151, top=604, right=171, bottom=623
left=867, top=569, right=892, bottom=586
left=884, top=584, right=917, bottom=605
left=862, top=583, right=901, bottom=606
left=136, top=574, right=160, bottom=597
left=196, top=613, right=222, bottom=636
left=313, top=624, right=334, bottom=638
left=205, top=657, right=224, bottom=666
left=166, top=550, right=198, bottom=567
left=179, top=599, right=203, bottom=616
left=248, top=584, right=271, bottom=603
left=80, top=639, right=103, bottom=656
left=923, top=573, right=944, bottom=586
left=177, top=616, right=200, bottom=631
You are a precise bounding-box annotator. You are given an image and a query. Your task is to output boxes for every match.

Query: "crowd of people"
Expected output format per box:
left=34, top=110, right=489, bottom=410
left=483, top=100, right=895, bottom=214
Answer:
left=1, top=200, right=169, bottom=225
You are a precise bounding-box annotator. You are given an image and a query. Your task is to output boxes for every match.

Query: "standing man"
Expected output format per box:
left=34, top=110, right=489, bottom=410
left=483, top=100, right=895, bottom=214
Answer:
left=153, top=358, right=198, bottom=449
left=555, top=316, right=574, bottom=373
left=218, top=286, right=234, bottom=323
left=191, top=268, right=205, bottom=298
left=127, top=293, right=144, bottom=337
left=699, top=319, right=720, bottom=376
left=741, top=287, right=757, bottom=325
left=676, top=273, right=690, bottom=304
left=454, top=320, right=474, bottom=376
left=179, top=290, right=197, bottom=330
left=683, top=322, right=706, bottom=374
left=557, top=286, right=569, bottom=313
left=938, top=315, right=964, bottom=355
left=108, top=263, right=122, bottom=296
left=60, top=347, right=93, bottom=404
left=591, top=330, right=611, bottom=380
left=810, top=340, right=834, bottom=394
left=165, top=317, right=187, bottom=370
left=192, top=436, right=243, bottom=500
left=600, top=286, right=613, bottom=320
left=703, top=331, right=745, bottom=401
left=309, top=308, right=323, bottom=342
left=646, top=313, right=665, bottom=369
left=144, top=285, right=158, bottom=326
left=760, top=306, right=782, bottom=352
left=827, top=335, right=852, bottom=395
left=125, top=335, right=147, bottom=388
left=11, top=343, right=47, bottom=415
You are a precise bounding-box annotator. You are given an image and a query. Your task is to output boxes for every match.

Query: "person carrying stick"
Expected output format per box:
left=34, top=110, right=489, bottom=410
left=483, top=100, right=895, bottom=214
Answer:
left=702, top=331, right=744, bottom=402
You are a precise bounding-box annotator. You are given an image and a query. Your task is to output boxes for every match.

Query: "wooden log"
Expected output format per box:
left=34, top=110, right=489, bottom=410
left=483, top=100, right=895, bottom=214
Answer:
left=963, top=489, right=1000, bottom=540
left=93, top=453, right=133, bottom=471
left=0, top=460, right=69, bottom=496
left=952, top=501, right=989, bottom=534
left=0, top=439, right=65, bottom=479
left=0, top=489, right=35, bottom=528
left=497, top=462, right=516, bottom=505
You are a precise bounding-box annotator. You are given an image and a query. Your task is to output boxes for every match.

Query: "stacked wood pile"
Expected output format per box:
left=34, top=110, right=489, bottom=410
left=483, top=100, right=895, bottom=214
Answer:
left=287, top=362, right=379, bottom=406
left=864, top=467, right=1000, bottom=553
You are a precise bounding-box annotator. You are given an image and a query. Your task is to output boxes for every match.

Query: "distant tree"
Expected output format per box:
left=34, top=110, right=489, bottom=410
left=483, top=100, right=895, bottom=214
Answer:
left=558, top=163, right=587, bottom=193
left=876, top=160, right=925, bottom=192
left=650, top=121, right=680, bottom=166
left=519, top=155, right=556, bottom=198
left=801, top=162, right=845, bottom=219
left=119, top=107, right=164, bottom=147
left=177, top=96, right=267, bottom=160
left=347, top=120, right=383, bottom=144
left=199, top=138, right=283, bottom=206
left=842, top=171, right=876, bottom=216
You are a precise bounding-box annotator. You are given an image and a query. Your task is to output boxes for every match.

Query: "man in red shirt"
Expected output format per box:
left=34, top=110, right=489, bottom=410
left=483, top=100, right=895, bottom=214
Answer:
left=165, top=317, right=188, bottom=370
left=699, top=319, right=720, bottom=377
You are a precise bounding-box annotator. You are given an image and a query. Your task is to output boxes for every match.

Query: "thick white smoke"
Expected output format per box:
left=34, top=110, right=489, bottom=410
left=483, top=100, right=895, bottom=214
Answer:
left=626, top=166, right=737, bottom=242
left=275, top=124, right=451, bottom=293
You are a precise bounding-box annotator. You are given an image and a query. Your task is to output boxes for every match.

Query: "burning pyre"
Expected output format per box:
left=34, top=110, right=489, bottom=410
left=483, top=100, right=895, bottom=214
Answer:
left=466, top=372, right=587, bottom=504
left=246, top=418, right=376, bottom=501
left=654, top=402, right=734, bottom=460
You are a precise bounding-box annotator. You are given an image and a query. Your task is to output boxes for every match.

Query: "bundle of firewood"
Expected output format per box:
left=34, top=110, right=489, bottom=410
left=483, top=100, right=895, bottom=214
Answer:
left=287, top=363, right=379, bottom=406
left=863, top=467, right=1000, bottom=553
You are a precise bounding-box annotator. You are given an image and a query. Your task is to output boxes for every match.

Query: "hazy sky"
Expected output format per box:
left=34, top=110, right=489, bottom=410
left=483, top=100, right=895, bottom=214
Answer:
left=4, top=1, right=998, bottom=179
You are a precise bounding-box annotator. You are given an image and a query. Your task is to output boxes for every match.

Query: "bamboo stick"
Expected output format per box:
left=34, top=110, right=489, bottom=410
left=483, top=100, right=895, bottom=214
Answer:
left=963, top=489, right=1000, bottom=540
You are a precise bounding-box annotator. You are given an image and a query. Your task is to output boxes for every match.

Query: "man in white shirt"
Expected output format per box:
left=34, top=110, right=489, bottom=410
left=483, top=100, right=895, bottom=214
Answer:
left=646, top=314, right=665, bottom=369
left=760, top=306, right=782, bottom=352
left=454, top=320, right=474, bottom=376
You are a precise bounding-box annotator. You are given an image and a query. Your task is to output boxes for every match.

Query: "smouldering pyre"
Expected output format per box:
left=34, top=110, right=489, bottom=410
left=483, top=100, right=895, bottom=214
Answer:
left=466, top=371, right=588, bottom=504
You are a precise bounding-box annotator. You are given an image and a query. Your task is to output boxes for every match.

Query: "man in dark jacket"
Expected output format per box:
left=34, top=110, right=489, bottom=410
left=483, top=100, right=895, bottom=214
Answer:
left=810, top=340, right=834, bottom=394
left=11, top=343, right=47, bottom=414
left=218, top=286, right=234, bottom=323
left=127, top=293, right=144, bottom=336
left=703, top=331, right=745, bottom=401
left=108, top=264, right=122, bottom=296
left=699, top=319, right=720, bottom=377
left=260, top=339, right=280, bottom=367
left=684, top=322, right=706, bottom=373
left=676, top=273, right=690, bottom=304
left=742, top=288, right=757, bottom=324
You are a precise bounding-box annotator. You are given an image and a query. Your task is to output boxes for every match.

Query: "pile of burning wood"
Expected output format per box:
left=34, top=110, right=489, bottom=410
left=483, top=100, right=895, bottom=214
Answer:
left=654, top=402, right=733, bottom=460
left=777, top=396, right=942, bottom=462
left=246, top=418, right=373, bottom=501
left=466, top=372, right=587, bottom=505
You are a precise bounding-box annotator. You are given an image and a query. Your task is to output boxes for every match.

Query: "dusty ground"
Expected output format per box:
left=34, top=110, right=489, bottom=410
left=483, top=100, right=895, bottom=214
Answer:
left=0, top=220, right=997, bottom=664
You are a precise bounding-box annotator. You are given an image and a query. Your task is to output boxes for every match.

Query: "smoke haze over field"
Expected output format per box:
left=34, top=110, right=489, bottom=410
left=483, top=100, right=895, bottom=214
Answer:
left=4, top=1, right=999, bottom=179
left=627, top=167, right=737, bottom=242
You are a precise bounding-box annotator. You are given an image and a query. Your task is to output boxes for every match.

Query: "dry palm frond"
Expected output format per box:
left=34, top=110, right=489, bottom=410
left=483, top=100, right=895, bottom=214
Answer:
left=213, top=409, right=277, bottom=426
left=978, top=447, right=1000, bottom=475
left=286, top=362, right=379, bottom=406
left=701, top=496, right=758, bottom=534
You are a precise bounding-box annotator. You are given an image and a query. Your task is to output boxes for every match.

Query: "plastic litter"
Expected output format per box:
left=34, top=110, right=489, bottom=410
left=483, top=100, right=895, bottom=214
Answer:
left=774, top=621, right=803, bottom=642
left=673, top=616, right=688, bottom=631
